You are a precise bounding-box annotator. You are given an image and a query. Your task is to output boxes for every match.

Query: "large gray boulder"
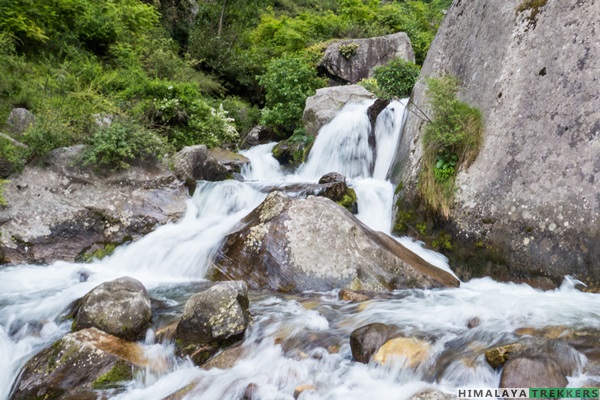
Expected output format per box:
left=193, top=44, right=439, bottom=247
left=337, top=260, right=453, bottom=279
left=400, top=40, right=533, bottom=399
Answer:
left=72, top=277, right=152, bottom=341
left=390, top=0, right=600, bottom=289
left=302, top=85, right=375, bottom=137
left=0, top=145, right=187, bottom=264
left=174, top=281, right=250, bottom=365
left=11, top=328, right=148, bottom=399
left=211, top=191, right=459, bottom=292
left=318, top=32, right=415, bottom=84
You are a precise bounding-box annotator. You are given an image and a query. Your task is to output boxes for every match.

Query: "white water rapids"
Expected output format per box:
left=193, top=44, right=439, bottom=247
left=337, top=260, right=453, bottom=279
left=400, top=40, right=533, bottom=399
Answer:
left=1, top=100, right=600, bottom=399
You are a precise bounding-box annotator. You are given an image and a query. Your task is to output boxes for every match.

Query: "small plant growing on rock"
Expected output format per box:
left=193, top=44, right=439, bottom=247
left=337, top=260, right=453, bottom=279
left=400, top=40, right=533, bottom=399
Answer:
left=339, top=43, right=360, bottom=59
left=373, top=58, right=421, bottom=98
left=419, top=76, right=484, bottom=217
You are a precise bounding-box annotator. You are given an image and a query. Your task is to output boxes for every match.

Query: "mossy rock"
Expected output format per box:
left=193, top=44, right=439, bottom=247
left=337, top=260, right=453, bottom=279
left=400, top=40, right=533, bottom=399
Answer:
left=337, top=188, right=358, bottom=214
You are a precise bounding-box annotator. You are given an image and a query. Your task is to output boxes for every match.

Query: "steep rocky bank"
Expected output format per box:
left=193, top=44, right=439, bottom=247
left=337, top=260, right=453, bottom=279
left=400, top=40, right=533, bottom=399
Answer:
left=391, top=0, right=600, bottom=289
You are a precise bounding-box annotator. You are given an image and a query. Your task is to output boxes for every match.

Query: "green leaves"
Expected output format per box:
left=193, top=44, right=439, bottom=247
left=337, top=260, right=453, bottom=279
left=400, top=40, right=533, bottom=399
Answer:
left=373, top=58, right=420, bottom=99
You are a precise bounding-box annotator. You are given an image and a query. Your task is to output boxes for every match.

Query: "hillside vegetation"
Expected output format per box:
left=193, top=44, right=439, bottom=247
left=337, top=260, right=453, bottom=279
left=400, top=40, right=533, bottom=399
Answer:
left=0, top=0, right=451, bottom=173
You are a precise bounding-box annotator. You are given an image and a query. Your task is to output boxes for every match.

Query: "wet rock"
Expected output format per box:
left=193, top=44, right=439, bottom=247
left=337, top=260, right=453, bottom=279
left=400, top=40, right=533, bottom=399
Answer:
left=72, top=276, right=152, bottom=341
left=174, top=281, right=250, bottom=365
left=316, top=173, right=358, bottom=213
left=294, top=384, right=316, bottom=399
left=5, top=108, right=34, bottom=138
left=467, top=317, right=481, bottom=329
left=11, top=328, right=148, bottom=399
left=373, top=337, right=432, bottom=368
left=485, top=343, right=525, bottom=369
left=0, top=145, right=187, bottom=264
left=302, top=85, right=375, bottom=137
left=350, top=323, right=399, bottom=363
left=243, top=383, right=260, bottom=400
left=212, top=192, right=459, bottom=293
left=156, top=319, right=179, bottom=343
left=500, top=356, right=568, bottom=390
left=318, top=32, right=415, bottom=84
left=279, top=331, right=343, bottom=358
left=514, top=326, right=600, bottom=361
left=272, top=139, right=307, bottom=166
left=202, top=344, right=244, bottom=370
left=390, top=0, right=600, bottom=289
left=171, top=145, right=249, bottom=185
left=411, top=390, right=457, bottom=400
left=338, top=288, right=371, bottom=302
left=239, top=125, right=274, bottom=149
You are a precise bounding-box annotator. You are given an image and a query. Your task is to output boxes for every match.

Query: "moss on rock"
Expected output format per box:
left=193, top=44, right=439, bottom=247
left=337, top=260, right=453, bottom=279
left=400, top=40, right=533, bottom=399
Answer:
left=91, top=360, right=132, bottom=389
left=337, top=188, right=357, bottom=213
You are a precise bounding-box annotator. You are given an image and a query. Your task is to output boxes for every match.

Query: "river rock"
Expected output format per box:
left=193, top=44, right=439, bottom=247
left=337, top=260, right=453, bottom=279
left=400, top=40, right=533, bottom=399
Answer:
left=72, top=276, right=152, bottom=341
left=500, top=356, right=568, bottom=390
left=171, top=145, right=249, bottom=184
left=11, top=328, right=148, bottom=399
left=338, top=288, right=371, bottom=302
left=4, top=108, right=34, bottom=139
left=373, top=336, right=432, bottom=368
left=302, top=85, right=375, bottom=137
left=350, top=323, right=399, bottom=363
left=211, top=192, right=459, bottom=293
left=0, top=145, right=187, bottom=264
left=202, top=344, right=244, bottom=370
left=390, top=0, right=600, bottom=289
left=174, top=281, right=250, bottom=365
left=318, top=32, right=415, bottom=84
left=239, top=125, right=275, bottom=149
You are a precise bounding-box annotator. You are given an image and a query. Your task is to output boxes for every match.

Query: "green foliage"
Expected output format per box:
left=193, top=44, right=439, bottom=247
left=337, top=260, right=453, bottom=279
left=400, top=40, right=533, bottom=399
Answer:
left=374, top=58, right=421, bottom=98
left=81, top=243, right=117, bottom=262
left=83, top=122, right=171, bottom=171
left=357, top=77, right=380, bottom=95
left=0, top=135, right=28, bottom=175
left=339, top=42, right=359, bottom=59
left=419, top=76, right=484, bottom=217
left=0, top=179, right=8, bottom=206
left=219, top=96, right=261, bottom=136
left=259, top=55, right=325, bottom=134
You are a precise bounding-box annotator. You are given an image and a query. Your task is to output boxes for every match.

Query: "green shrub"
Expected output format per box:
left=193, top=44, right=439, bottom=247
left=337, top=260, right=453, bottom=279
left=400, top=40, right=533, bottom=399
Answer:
left=374, top=58, right=421, bottom=98
left=219, top=96, right=261, bottom=137
left=0, top=179, right=9, bottom=205
left=419, top=76, right=484, bottom=217
left=83, top=122, right=171, bottom=170
left=339, top=42, right=359, bottom=59
left=259, top=55, right=326, bottom=134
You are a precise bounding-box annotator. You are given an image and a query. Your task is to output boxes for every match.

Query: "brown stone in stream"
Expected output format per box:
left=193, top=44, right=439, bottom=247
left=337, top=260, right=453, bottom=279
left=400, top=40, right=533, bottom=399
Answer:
left=485, top=343, right=525, bottom=369
left=500, top=357, right=568, bottom=390
left=339, top=288, right=371, bottom=302
left=294, top=385, right=316, bottom=399
left=467, top=317, right=481, bottom=329
left=156, top=319, right=179, bottom=343
left=373, top=337, right=432, bottom=368
left=243, top=383, right=260, bottom=400
left=350, top=323, right=399, bottom=363
left=202, top=345, right=244, bottom=370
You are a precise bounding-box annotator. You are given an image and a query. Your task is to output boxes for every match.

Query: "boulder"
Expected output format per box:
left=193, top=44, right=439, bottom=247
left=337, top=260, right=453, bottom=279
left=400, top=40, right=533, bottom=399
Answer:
left=373, top=336, right=432, bottom=368
left=174, top=281, right=250, bottom=365
left=390, top=0, right=600, bottom=289
left=11, top=328, right=149, bottom=399
left=318, top=32, right=415, bottom=84
left=72, top=277, right=152, bottom=341
left=4, top=108, right=34, bottom=138
left=500, top=357, right=568, bottom=390
left=171, top=145, right=249, bottom=184
left=316, top=172, right=358, bottom=213
left=0, top=145, right=187, bottom=264
left=239, top=125, right=275, bottom=150
left=350, top=323, right=399, bottom=363
left=211, top=192, right=459, bottom=293
left=302, top=85, right=375, bottom=137
left=272, top=139, right=307, bottom=166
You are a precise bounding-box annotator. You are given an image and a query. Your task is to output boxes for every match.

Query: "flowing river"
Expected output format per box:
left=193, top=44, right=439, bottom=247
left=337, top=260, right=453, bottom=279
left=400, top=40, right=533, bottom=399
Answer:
left=1, top=100, right=599, bottom=399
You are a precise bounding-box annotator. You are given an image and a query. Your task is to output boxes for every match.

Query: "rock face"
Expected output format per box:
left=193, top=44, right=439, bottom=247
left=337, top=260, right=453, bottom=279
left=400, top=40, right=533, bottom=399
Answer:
left=0, top=145, right=187, bottom=264
left=72, top=277, right=152, bottom=341
left=11, top=328, right=148, bottom=399
left=174, top=281, right=250, bottom=365
left=212, top=192, right=459, bottom=293
left=390, top=0, right=600, bottom=288
left=171, top=145, right=249, bottom=184
left=302, top=85, right=375, bottom=137
left=318, top=32, right=415, bottom=84
left=4, top=108, right=34, bottom=138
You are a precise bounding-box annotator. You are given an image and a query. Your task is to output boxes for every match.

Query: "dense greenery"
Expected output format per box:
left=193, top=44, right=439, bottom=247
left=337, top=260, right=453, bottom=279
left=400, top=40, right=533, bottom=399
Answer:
left=419, top=76, right=484, bottom=217
left=373, top=58, right=421, bottom=98
left=0, top=0, right=451, bottom=177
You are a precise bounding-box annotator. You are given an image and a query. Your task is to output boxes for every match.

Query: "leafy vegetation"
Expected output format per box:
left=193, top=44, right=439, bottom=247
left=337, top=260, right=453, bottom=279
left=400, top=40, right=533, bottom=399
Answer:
left=418, top=76, right=484, bottom=217
left=373, top=58, right=421, bottom=98
left=0, top=0, right=451, bottom=176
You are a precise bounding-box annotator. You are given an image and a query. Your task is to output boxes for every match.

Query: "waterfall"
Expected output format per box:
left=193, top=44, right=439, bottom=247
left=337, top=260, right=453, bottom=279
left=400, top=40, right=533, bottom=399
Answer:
left=1, top=98, right=599, bottom=400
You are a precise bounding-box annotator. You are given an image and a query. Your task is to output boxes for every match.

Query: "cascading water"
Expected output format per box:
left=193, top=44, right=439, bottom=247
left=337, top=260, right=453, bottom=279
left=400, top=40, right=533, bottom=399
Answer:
left=1, top=99, right=599, bottom=399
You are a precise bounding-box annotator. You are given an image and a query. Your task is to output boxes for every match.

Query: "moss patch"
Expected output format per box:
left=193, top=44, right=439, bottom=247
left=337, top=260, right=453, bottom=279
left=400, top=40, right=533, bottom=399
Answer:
left=337, top=188, right=357, bottom=213
left=516, top=0, right=548, bottom=21
left=92, top=361, right=132, bottom=390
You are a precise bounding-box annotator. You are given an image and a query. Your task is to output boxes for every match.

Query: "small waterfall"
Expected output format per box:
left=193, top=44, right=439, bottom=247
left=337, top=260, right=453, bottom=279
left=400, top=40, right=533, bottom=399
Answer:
left=240, top=142, right=284, bottom=181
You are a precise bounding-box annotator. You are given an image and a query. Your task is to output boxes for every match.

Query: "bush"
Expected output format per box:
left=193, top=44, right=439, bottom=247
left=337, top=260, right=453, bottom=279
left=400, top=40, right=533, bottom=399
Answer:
left=418, top=76, right=484, bottom=217
left=0, top=135, right=29, bottom=175
left=374, top=58, right=421, bottom=98
left=83, top=121, right=171, bottom=170
left=259, top=55, right=326, bottom=134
